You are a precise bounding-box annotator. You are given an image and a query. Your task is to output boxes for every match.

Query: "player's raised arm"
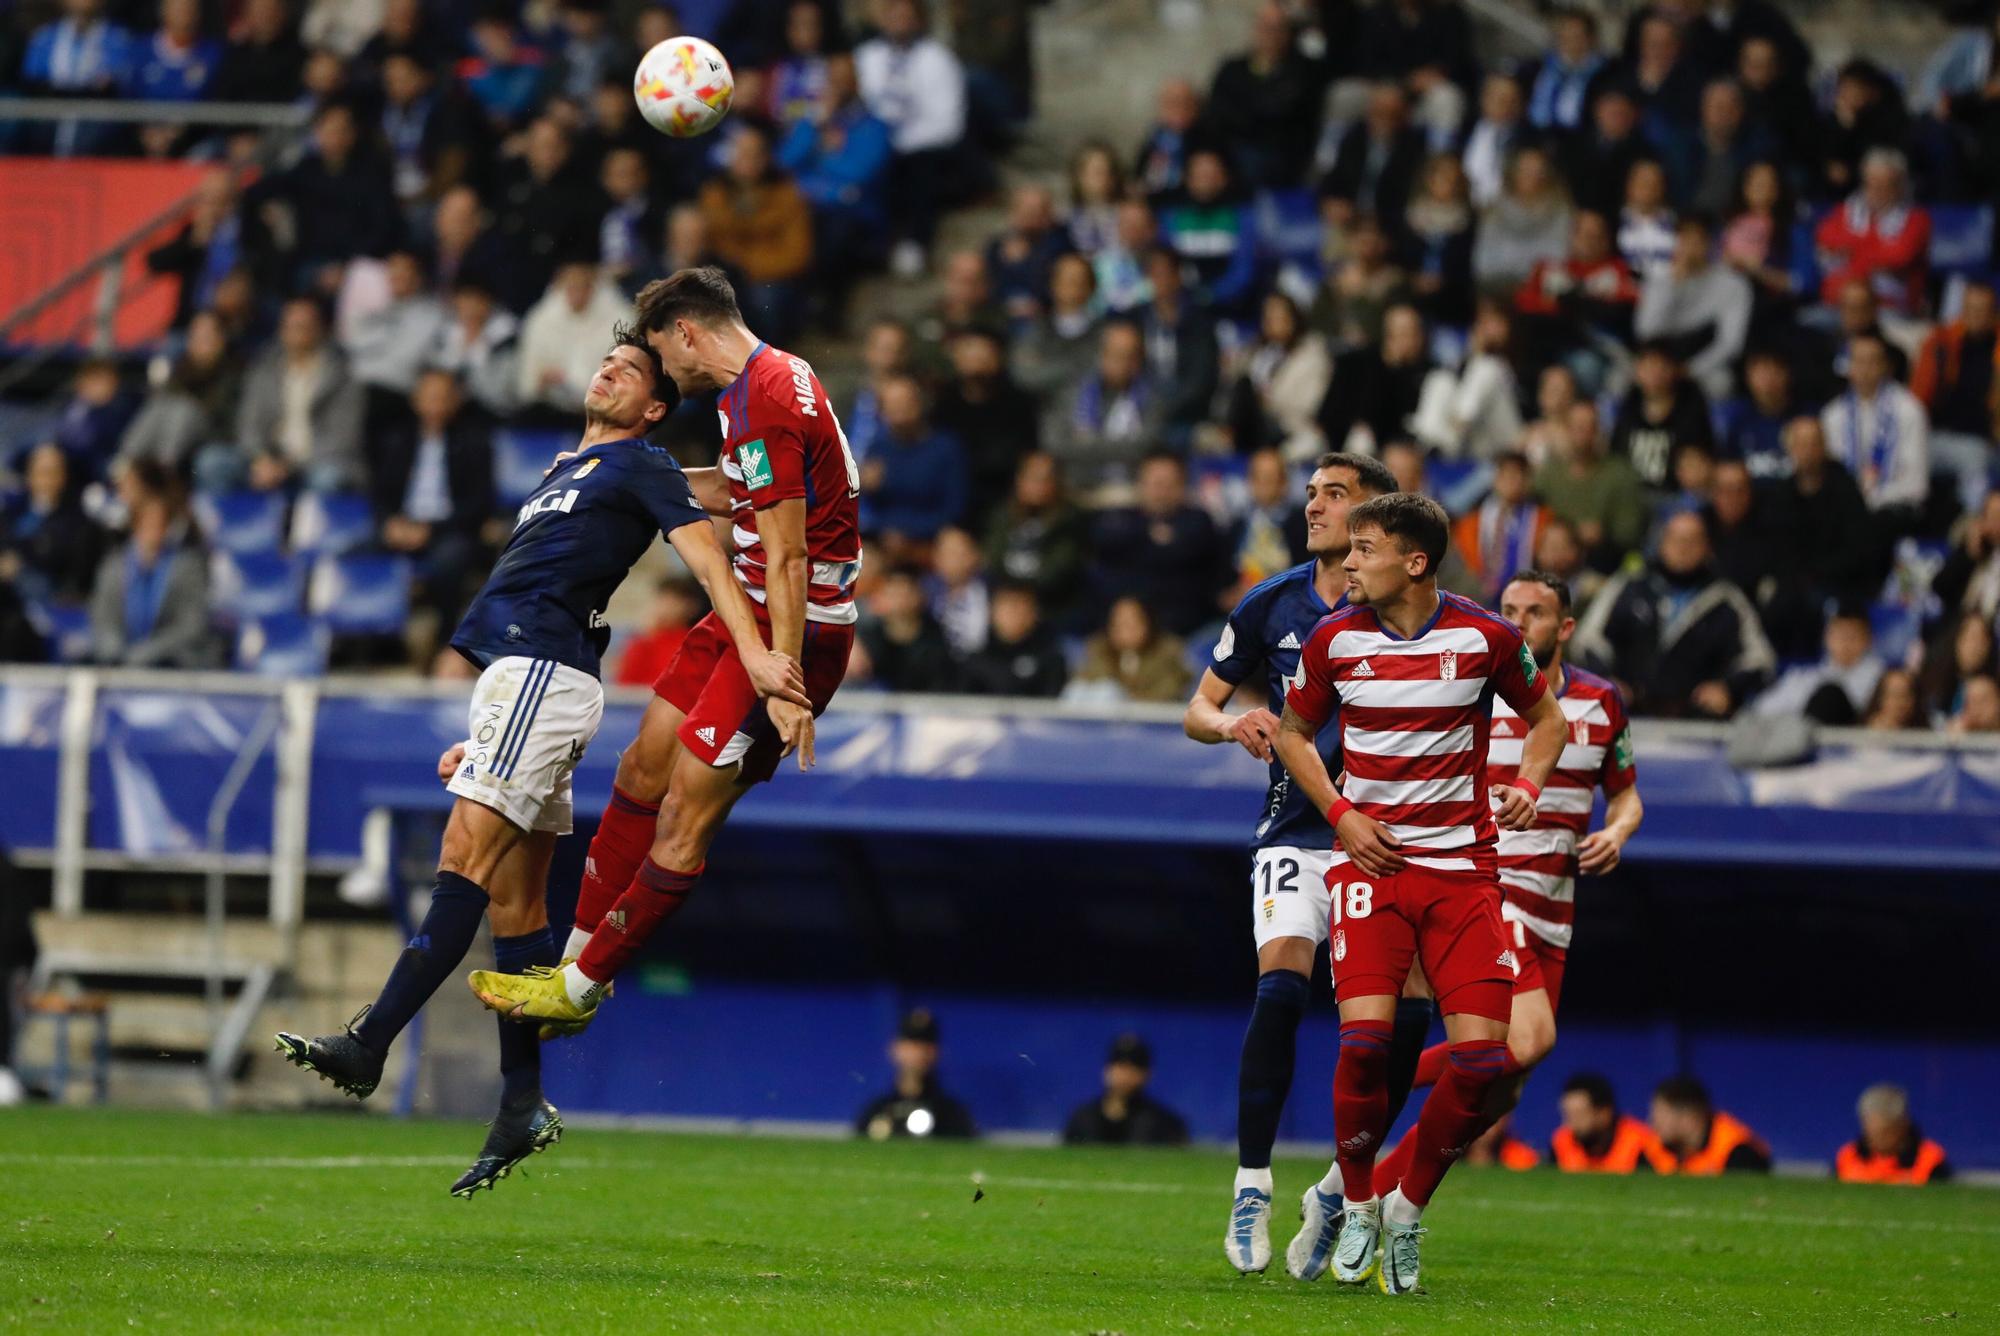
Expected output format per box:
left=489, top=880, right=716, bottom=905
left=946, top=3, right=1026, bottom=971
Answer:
left=666, top=517, right=810, bottom=708
left=752, top=494, right=815, bottom=767
left=681, top=466, right=735, bottom=517
left=1579, top=702, right=1644, bottom=873
left=1185, top=669, right=1279, bottom=760
left=1491, top=642, right=1566, bottom=831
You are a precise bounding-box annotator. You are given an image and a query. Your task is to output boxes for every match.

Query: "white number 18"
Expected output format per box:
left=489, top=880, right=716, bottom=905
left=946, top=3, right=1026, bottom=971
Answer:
left=1330, top=880, right=1374, bottom=924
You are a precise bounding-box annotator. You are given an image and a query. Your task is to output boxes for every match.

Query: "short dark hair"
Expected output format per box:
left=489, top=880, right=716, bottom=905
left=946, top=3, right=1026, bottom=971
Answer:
left=610, top=319, right=675, bottom=409
left=1348, top=492, right=1449, bottom=579
left=1652, top=1074, right=1713, bottom=1115
left=1562, top=1072, right=1616, bottom=1111
left=1315, top=451, right=1397, bottom=498
left=1504, top=568, right=1573, bottom=613
left=634, top=266, right=742, bottom=333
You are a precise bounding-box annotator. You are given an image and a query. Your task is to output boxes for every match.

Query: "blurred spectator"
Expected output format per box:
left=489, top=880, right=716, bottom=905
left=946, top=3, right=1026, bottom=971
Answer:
left=1075, top=595, right=1189, bottom=704
left=226, top=296, right=366, bottom=493
left=1821, top=332, right=1929, bottom=537
left=214, top=0, right=306, bottom=104
left=1613, top=341, right=1715, bottom=494
left=547, top=0, right=630, bottom=110
left=768, top=0, right=835, bottom=129
left=1207, top=3, right=1319, bottom=191
left=1535, top=400, right=1649, bottom=566
left=1519, top=363, right=1583, bottom=467
left=1768, top=416, right=1881, bottom=616
left=343, top=250, right=449, bottom=421
left=1574, top=510, right=1776, bottom=717
left=457, top=10, right=547, bottom=132
left=1094, top=201, right=1159, bottom=315
left=1720, top=159, right=1802, bottom=333
left=1950, top=672, right=2000, bottom=733
left=368, top=369, right=494, bottom=628
left=1625, top=14, right=1703, bottom=145
left=1, top=445, right=104, bottom=606
left=1044, top=320, right=1164, bottom=494
left=984, top=452, right=1088, bottom=619
left=613, top=576, right=706, bottom=689
left=1091, top=452, right=1226, bottom=636
left=1134, top=76, right=1216, bottom=205
left=146, top=170, right=267, bottom=332
left=1835, top=1083, right=1951, bottom=1185
left=1472, top=144, right=1573, bottom=299
left=23, top=0, right=140, bottom=156
left=1318, top=304, right=1432, bottom=456
left=1228, top=292, right=1332, bottom=462
left=1160, top=150, right=1258, bottom=315
left=1062, top=1033, right=1189, bottom=1147
left=855, top=1007, right=977, bottom=1139
left=855, top=566, right=956, bottom=692
left=515, top=261, right=628, bottom=419
left=250, top=100, right=399, bottom=289
left=1821, top=57, right=1910, bottom=194
left=1413, top=299, right=1523, bottom=460
left=1920, top=610, right=1997, bottom=725
left=958, top=582, right=1066, bottom=696
left=1549, top=1072, right=1670, bottom=1173
left=88, top=462, right=217, bottom=669
left=1350, top=0, right=1475, bottom=144
left=700, top=123, right=813, bottom=342
left=429, top=279, right=520, bottom=419
left=778, top=54, right=894, bottom=286
left=1683, top=79, right=1769, bottom=217
left=858, top=374, right=969, bottom=550
left=1137, top=247, right=1221, bottom=449
left=990, top=185, right=1077, bottom=327
left=1322, top=83, right=1427, bottom=227
left=933, top=328, right=1039, bottom=533
left=1750, top=610, right=1883, bottom=725
left=378, top=50, right=475, bottom=214
left=1864, top=667, right=1922, bottom=731
left=1515, top=209, right=1639, bottom=372
left=1815, top=148, right=1930, bottom=315
left=492, top=118, right=600, bottom=305
left=1229, top=448, right=1308, bottom=593
left=1558, top=84, right=1652, bottom=219
left=1820, top=281, right=1910, bottom=395
left=1932, top=493, right=2000, bottom=626
left=428, top=185, right=521, bottom=312
left=1616, top=158, right=1678, bottom=283
left=1636, top=215, right=1753, bottom=403
left=1648, top=1075, right=1772, bottom=1174
left=1702, top=456, right=1806, bottom=652
left=1735, top=36, right=1818, bottom=170
left=1461, top=73, right=1533, bottom=210
left=1716, top=348, right=1803, bottom=478
left=1526, top=7, right=1610, bottom=135
left=1066, top=142, right=1126, bottom=257
left=945, top=0, right=1035, bottom=147
left=846, top=318, right=913, bottom=462
left=1531, top=514, right=1600, bottom=609
left=118, top=312, right=241, bottom=477
left=919, top=250, right=1003, bottom=350
left=597, top=148, right=661, bottom=292
left=1911, top=279, right=1999, bottom=516
left=856, top=0, right=970, bottom=272
left=1451, top=451, right=1546, bottom=602
left=1308, top=213, right=1411, bottom=351
left=49, top=356, right=138, bottom=483
left=926, top=527, right=988, bottom=656
left=1400, top=153, right=1477, bottom=326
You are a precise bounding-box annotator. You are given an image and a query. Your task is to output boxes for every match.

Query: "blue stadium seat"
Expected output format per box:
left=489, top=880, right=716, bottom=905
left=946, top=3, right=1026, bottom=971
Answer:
left=1253, top=188, right=1322, bottom=270
left=195, top=489, right=288, bottom=556
left=1869, top=601, right=1922, bottom=667
left=235, top=614, right=331, bottom=677
left=289, top=491, right=377, bottom=555
left=308, top=553, right=412, bottom=636
left=494, top=428, right=567, bottom=507
left=1929, top=205, right=1994, bottom=280
left=211, top=551, right=306, bottom=624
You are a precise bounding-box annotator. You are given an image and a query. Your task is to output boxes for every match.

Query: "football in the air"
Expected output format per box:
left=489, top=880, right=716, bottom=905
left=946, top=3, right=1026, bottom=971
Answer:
left=633, top=36, right=735, bottom=138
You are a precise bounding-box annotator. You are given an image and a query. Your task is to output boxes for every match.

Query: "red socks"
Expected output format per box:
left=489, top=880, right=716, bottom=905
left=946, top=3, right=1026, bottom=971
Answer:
left=1332, top=1019, right=1395, bottom=1202
left=1372, top=1124, right=1418, bottom=1194
left=575, top=857, right=702, bottom=984
left=575, top=785, right=660, bottom=934
left=1412, top=1040, right=1449, bottom=1092
left=1399, top=1040, right=1511, bottom=1206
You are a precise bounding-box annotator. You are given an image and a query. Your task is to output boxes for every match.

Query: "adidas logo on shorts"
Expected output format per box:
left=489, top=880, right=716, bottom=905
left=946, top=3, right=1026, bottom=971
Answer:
left=1277, top=631, right=1301, bottom=650
left=1351, top=659, right=1376, bottom=678
left=696, top=726, right=717, bottom=745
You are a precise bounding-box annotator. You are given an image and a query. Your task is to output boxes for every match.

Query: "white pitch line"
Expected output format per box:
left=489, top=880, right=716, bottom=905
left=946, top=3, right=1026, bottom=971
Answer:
left=0, top=1154, right=616, bottom=1170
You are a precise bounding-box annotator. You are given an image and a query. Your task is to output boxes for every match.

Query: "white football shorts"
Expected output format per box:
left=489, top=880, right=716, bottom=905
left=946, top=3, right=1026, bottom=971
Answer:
left=1251, top=845, right=1335, bottom=950
left=447, top=656, right=605, bottom=834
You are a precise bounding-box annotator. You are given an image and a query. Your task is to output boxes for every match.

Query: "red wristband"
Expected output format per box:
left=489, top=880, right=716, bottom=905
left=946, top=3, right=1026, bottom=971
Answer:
left=1325, top=796, right=1355, bottom=827
left=1513, top=777, right=1541, bottom=803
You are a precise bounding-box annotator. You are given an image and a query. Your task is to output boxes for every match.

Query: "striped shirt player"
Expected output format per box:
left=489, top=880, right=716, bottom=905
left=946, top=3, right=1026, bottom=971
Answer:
left=1485, top=665, right=1635, bottom=1011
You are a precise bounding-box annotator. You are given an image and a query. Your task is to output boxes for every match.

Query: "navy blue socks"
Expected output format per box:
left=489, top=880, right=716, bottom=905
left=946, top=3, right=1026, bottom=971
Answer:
left=493, top=926, right=559, bottom=1107
left=1237, top=968, right=1312, bottom=1168
left=1384, top=995, right=1436, bottom=1129
left=354, top=871, right=490, bottom=1054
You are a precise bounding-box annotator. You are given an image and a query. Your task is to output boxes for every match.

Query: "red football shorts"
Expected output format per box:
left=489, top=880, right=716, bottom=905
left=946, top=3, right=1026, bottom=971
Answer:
left=1504, top=919, right=1569, bottom=1014
left=654, top=610, right=853, bottom=785
left=1327, top=862, right=1515, bottom=1023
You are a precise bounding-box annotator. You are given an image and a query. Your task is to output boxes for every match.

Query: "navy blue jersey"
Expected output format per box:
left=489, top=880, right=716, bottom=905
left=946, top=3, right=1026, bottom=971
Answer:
left=1209, top=560, right=1344, bottom=851
left=452, top=437, right=708, bottom=678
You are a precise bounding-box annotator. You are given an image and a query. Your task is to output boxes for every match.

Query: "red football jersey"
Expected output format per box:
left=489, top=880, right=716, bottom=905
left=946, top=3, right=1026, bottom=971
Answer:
left=1286, top=592, right=1548, bottom=873
left=716, top=341, right=863, bottom=625
left=1486, top=664, right=1636, bottom=949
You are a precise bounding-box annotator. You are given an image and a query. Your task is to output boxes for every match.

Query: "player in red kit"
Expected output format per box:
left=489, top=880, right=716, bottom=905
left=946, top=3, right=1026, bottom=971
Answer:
left=1273, top=494, right=1565, bottom=1297
left=470, top=267, right=861, bottom=1028
left=1367, top=569, right=1644, bottom=1195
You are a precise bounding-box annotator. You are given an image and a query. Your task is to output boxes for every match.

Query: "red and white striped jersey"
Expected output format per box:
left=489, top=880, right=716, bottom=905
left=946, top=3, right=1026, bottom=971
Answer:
left=1486, top=664, right=1636, bottom=948
left=1285, top=592, right=1548, bottom=873
left=716, top=341, right=864, bottom=625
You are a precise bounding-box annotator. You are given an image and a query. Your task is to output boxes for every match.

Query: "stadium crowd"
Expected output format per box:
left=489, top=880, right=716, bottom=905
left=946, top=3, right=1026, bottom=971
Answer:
left=3, top=0, right=2000, bottom=731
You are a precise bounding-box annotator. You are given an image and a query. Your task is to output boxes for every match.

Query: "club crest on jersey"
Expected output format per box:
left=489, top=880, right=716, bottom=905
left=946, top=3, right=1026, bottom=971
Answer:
left=1439, top=649, right=1458, bottom=681
left=574, top=458, right=600, bottom=479
left=1573, top=718, right=1592, bottom=746
left=1332, top=929, right=1347, bottom=962
left=737, top=439, right=773, bottom=491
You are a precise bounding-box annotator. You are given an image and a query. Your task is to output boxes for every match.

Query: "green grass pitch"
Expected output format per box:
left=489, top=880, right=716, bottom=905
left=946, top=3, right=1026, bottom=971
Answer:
left=3, top=1107, right=1995, bottom=1333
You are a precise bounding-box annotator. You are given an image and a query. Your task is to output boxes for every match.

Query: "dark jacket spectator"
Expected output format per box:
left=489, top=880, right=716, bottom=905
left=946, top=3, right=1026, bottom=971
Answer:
left=1318, top=305, right=1432, bottom=452
left=1767, top=416, right=1882, bottom=612
left=1911, top=282, right=2000, bottom=441
left=1611, top=344, right=1716, bottom=491
left=118, top=314, right=242, bottom=477
left=932, top=329, right=1040, bottom=534
left=212, top=0, right=305, bottom=103
left=1044, top=322, right=1167, bottom=495
left=985, top=183, right=1074, bottom=325
left=1320, top=84, right=1429, bottom=223
left=1137, top=247, right=1221, bottom=446
left=958, top=583, right=1068, bottom=697
left=1133, top=76, right=1224, bottom=205
left=1090, top=453, right=1227, bottom=636
left=47, top=358, right=139, bottom=484
left=1062, top=1034, right=1190, bottom=1147
left=1159, top=150, right=1259, bottom=314
left=1207, top=3, right=1322, bottom=190
left=145, top=170, right=272, bottom=330
left=1573, top=510, right=1777, bottom=716
left=856, top=568, right=957, bottom=693
left=1, top=445, right=105, bottom=606
left=367, top=371, right=496, bottom=544
left=984, top=452, right=1090, bottom=620
left=855, top=1008, right=977, bottom=1139
left=249, top=102, right=399, bottom=282
left=491, top=118, right=604, bottom=305
left=859, top=376, right=969, bottom=546
left=1557, top=84, right=1654, bottom=217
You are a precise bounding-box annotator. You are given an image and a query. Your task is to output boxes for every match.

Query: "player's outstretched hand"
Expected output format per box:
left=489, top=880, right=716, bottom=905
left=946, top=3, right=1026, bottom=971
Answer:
left=1226, top=708, right=1281, bottom=761
left=768, top=698, right=816, bottom=771
left=1490, top=783, right=1539, bottom=831
left=746, top=648, right=811, bottom=708
left=437, top=743, right=466, bottom=784
left=1576, top=830, right=1624, bottom=874
left=1334, top=808, right=1405, bottom=877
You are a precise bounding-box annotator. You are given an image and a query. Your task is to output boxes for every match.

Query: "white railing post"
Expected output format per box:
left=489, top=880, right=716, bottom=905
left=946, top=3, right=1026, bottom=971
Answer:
left=269, top=679, right=319, bottom=938
left=51, top=670, right=98, bottom=917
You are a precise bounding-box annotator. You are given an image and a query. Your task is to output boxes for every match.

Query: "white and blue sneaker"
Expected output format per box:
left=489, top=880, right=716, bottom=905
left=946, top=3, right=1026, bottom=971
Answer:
left=1225, top=1185, right=1273, bottom=1274
left=1285, top=1184, right=1345, bottom=1280
left=1378, top=1214, right=1426, bottom=1295
left=1330, top=1196, right=1382, bottom=1284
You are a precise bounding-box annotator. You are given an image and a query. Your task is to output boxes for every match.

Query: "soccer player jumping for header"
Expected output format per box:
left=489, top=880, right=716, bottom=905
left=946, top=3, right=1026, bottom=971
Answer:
left=1274, top=493, right=1565, bottom=1296
left=275, top=330, right=808, bottom=1195
left=469, top=266, right=861, bottom=1030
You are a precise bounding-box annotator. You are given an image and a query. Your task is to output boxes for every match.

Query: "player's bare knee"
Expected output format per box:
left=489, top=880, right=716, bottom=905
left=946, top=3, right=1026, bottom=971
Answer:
left=1515, top=1018, right=1556, bottom=1067
left=1257, top=937, right=1315, bottom=978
